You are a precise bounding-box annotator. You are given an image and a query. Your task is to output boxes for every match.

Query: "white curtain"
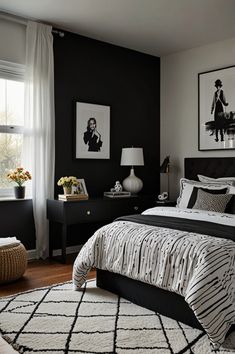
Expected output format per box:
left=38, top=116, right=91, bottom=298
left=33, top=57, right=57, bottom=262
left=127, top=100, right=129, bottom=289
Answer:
left=23, top=21, right=55, bottom=259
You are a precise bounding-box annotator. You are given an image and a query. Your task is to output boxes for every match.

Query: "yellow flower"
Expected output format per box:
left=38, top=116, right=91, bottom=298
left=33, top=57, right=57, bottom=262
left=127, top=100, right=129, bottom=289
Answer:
left=57, top=176, right=78, bottom=187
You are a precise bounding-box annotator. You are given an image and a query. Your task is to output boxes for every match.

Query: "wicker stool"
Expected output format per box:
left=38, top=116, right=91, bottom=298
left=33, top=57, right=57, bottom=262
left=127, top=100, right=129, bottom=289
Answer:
left=0, top=243, right=27, bottom=284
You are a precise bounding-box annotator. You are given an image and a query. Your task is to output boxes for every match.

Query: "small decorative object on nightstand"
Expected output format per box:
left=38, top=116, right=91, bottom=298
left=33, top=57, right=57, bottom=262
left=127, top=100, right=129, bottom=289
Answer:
left=111, top=181, right=123, bottom=193
left=157, top=191, right=168, bottom=201
left=121, top=147, right=144, bottom=194
left=104, top=181, right=129, bottom=198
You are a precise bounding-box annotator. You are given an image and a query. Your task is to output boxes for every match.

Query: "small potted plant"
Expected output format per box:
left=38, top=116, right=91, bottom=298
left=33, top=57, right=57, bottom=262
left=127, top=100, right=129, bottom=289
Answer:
left=7, top=167, right=32, bottom=199
left=57, top=176, right=78, bottom=195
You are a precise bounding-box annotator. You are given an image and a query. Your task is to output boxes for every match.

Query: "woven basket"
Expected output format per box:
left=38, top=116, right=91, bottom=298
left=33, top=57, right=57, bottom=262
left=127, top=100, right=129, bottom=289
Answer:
left=0, top=243, right=27, bottom=284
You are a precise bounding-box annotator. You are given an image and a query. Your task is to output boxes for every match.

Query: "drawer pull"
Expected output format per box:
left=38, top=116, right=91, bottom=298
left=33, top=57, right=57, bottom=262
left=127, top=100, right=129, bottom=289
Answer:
left=134, top=206, right=139, bottom=211
left=86, top=210, right=91, bottom=215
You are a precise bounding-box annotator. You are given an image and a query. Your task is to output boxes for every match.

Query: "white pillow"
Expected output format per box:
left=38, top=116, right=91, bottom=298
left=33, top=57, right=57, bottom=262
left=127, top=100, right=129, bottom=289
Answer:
left=198, top=174, right=235, bottom=186
left=228, top=185, right=235, bottom=194
left=176, top=178, right=231, bottom=209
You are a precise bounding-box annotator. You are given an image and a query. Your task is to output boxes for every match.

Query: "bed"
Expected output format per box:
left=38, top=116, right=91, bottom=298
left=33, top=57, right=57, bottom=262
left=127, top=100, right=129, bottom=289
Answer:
left=73, top=157, right=235, bottom=349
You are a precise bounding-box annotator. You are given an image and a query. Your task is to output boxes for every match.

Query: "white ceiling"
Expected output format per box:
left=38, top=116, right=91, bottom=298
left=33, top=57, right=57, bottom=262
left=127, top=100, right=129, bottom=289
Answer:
left=1, top=0, right=235, bottom=56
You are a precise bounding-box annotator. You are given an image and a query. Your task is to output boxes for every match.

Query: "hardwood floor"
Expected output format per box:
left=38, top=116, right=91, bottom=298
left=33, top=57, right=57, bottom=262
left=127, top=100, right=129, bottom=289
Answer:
left=0, top=255, right=96, bottom=354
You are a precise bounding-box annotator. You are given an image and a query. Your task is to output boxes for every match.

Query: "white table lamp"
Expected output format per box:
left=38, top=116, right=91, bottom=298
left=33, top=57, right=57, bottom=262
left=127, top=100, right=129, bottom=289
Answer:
left=121, top=147, right=144, bottom=194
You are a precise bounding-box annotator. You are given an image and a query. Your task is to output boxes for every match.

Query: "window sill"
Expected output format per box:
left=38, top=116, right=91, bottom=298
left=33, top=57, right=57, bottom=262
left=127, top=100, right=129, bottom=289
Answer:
left=0, top=197, right=32, bottom=202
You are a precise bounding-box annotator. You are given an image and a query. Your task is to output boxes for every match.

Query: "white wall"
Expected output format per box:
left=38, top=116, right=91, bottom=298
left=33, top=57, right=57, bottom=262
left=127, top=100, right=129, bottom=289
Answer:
left=161, top=37, right=235, bottom=200
left=0, top=19, right=26, bottom=64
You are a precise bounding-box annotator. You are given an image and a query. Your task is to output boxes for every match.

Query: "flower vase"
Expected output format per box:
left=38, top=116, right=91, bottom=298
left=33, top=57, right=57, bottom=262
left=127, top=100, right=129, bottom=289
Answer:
left=63, top=186, right=72, bottom=195
left=14, top=186, right=26, bottom=199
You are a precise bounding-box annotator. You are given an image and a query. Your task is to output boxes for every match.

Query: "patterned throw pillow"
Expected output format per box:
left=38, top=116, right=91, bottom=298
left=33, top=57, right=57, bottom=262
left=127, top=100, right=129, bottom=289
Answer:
left=192, top=189, right=232, bottom=213
left=187, top=187, right=228, bottom=208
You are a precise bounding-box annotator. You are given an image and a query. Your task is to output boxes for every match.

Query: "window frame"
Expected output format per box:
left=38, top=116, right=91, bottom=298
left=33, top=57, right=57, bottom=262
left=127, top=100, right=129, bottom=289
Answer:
left=0, top=60, right=25, bottom=197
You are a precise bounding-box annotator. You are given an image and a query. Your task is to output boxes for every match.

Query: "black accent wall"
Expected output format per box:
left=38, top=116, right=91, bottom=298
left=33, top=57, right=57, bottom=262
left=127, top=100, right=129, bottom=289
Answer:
left=0, top=31, right=160, bottom=252
left=53, top=31, right=160, bottom=197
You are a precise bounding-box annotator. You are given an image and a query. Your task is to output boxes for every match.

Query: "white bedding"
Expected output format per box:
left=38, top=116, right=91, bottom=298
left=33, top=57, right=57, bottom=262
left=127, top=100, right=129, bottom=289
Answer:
left=73, top=207, right=235, bottom=349
left=142, top=206, right=235, bottom=226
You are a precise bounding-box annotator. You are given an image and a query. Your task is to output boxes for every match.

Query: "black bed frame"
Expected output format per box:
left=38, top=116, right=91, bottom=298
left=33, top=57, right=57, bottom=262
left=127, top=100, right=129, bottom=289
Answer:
left=96, top=157, right=235, bottom=331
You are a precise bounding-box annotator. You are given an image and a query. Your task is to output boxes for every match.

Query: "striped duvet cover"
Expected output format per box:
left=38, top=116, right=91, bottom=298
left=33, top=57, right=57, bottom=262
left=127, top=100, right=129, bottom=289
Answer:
left=73, top=207, right=235, bottom=349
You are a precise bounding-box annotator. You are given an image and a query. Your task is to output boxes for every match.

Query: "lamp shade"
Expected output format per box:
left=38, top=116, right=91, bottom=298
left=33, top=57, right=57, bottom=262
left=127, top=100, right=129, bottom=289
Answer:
left=121, top=148, right=144, bottom=166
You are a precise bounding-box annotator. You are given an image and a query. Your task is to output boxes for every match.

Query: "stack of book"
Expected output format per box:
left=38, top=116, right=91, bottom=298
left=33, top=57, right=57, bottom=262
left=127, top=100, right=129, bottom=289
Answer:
left=104, top=191, right=131, bottom=198
left=58, top=194, right=88, bottom=201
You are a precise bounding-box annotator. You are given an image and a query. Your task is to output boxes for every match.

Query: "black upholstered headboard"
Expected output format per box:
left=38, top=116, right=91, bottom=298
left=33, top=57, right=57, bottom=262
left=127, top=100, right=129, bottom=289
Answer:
left=185, top=157, right=235, bottom=180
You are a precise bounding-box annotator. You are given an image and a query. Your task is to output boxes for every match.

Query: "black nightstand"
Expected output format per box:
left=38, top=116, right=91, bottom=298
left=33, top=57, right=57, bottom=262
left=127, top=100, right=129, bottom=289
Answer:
left=155, top=200, right=176, bottom=207
left=47, top=195, right=155, bottom=263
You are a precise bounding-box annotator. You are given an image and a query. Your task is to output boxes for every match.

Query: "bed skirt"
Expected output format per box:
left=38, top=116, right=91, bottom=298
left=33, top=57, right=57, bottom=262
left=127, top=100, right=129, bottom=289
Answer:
left=96, top=268, right=203, bottom=330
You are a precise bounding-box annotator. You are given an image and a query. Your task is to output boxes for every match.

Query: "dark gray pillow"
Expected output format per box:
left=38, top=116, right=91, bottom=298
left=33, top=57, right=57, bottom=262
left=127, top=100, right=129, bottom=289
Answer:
left=192, top=189, right=233, bottom=213
left=187, top=187, right=228, bottom=208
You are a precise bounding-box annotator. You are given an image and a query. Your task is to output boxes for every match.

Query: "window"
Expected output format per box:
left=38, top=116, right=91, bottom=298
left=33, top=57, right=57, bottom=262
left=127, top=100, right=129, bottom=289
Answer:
left=0, top=60, right=25, bottom=196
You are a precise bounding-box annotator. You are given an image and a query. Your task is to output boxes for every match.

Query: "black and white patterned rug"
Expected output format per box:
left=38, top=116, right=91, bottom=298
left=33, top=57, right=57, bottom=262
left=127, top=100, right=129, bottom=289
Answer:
left=0, top=280, right=234, bottom=353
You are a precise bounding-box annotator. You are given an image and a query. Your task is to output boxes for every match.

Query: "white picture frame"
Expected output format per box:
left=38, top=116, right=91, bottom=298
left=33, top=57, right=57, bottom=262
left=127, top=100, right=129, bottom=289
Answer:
left=72, top=178, right=88, bottom=196
left=75, top=101, right=110, bottom=159
left=198, top=66, right=235, bottom=151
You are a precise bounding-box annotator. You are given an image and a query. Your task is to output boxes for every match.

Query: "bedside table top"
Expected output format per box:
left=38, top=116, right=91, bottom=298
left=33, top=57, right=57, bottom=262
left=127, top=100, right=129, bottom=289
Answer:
left=155, top=200, right=176, bottom=207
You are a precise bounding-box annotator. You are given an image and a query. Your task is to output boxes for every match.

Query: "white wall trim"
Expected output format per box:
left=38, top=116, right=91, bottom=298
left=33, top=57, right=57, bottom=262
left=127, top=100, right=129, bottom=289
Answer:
left=52, top=245, right=82, bottom=257
left=27, top=245, right=82, bottom=261
left=27, top=249, right=38, bottom=261
left=0, top=59, right=25, bottom=80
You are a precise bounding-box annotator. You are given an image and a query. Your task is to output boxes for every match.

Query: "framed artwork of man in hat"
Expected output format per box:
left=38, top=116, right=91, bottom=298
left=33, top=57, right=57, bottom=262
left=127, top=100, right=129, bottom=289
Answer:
left=198, top=65, right=235, bottom=151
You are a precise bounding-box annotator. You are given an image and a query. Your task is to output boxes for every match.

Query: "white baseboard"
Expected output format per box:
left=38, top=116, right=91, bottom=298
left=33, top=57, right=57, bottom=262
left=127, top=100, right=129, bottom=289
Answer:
left=27, top=245, right=82, bottom=261
left=27, top=249, right=38, bottom=260
left=52, top=245, right=82, bottom=257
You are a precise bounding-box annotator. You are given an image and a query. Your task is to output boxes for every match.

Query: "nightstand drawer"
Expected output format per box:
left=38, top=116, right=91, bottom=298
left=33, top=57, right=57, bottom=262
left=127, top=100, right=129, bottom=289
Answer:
left=63, top=200, right=110, bottom=224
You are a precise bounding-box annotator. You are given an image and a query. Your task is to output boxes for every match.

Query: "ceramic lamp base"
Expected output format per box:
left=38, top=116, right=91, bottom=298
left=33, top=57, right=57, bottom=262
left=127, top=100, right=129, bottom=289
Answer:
left=122, top=167, right=143, bottom=194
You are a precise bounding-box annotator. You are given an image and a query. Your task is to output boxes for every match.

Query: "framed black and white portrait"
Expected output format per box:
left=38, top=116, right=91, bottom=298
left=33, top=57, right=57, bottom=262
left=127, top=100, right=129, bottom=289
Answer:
left=198, top=66, right=235, bottom=151
left=75, top=101, right=110, bottom=159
